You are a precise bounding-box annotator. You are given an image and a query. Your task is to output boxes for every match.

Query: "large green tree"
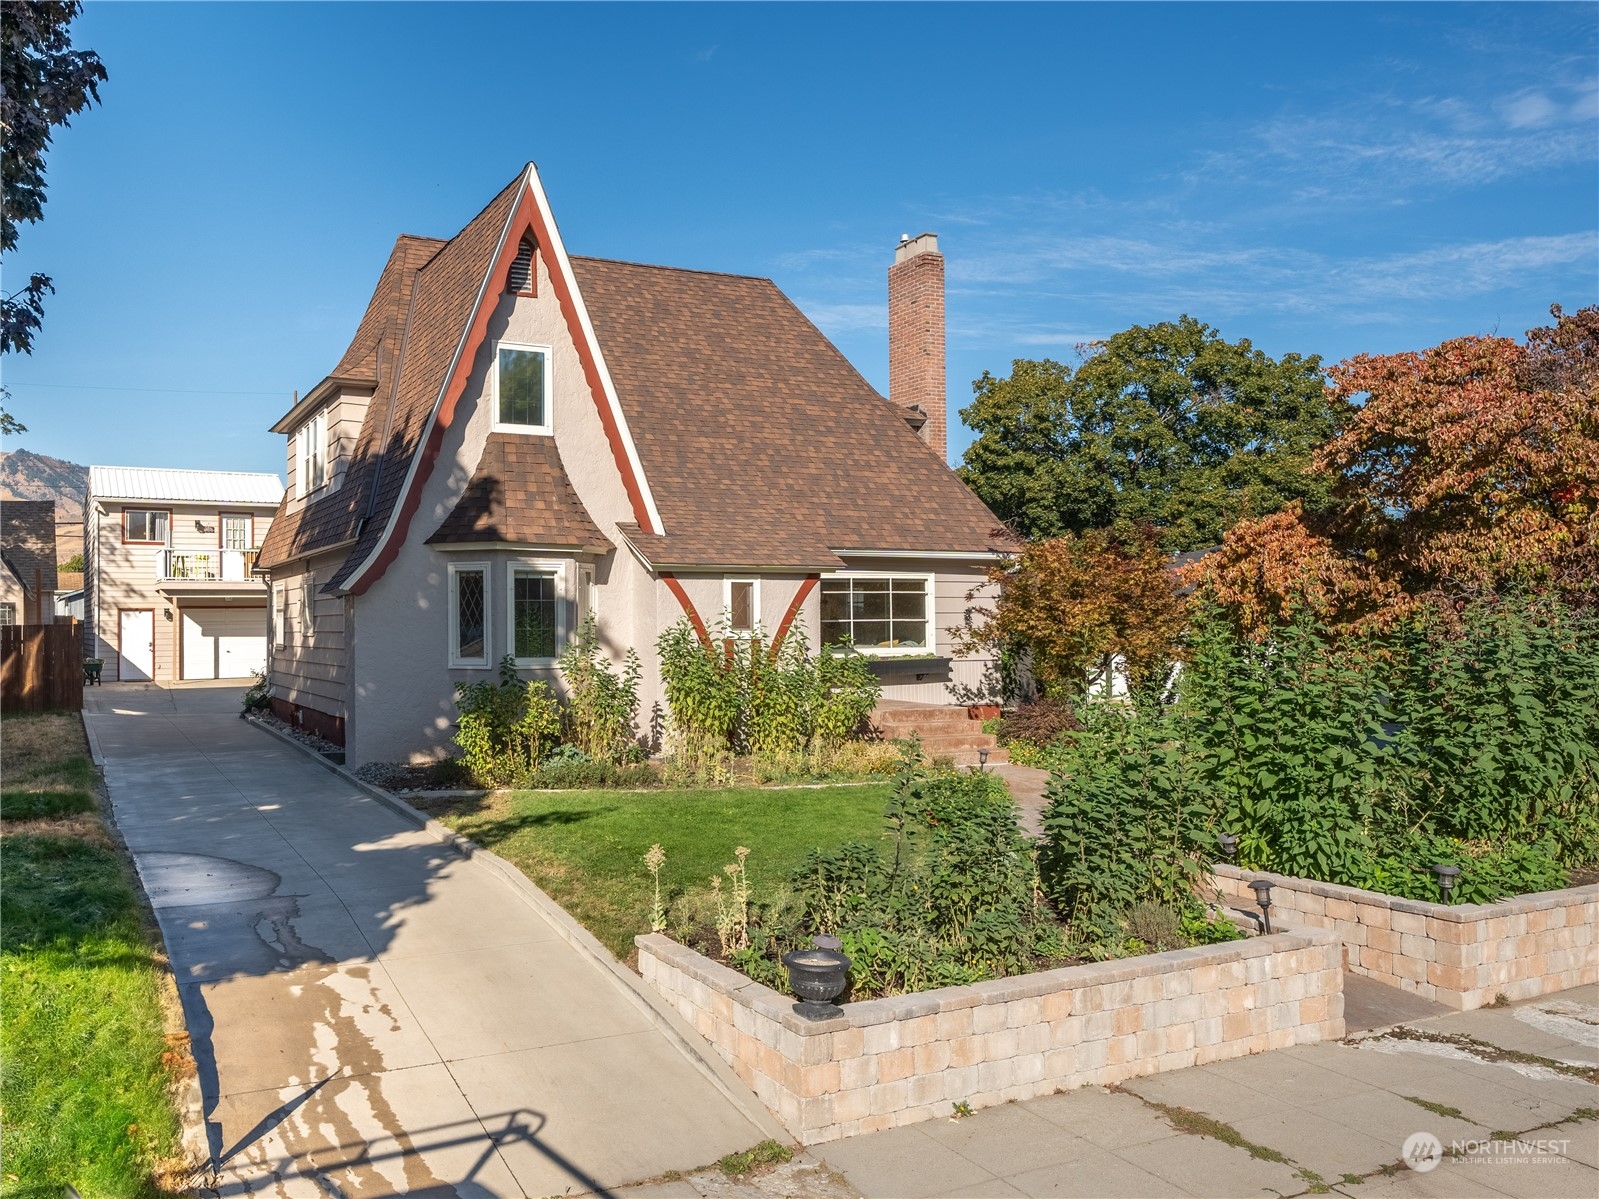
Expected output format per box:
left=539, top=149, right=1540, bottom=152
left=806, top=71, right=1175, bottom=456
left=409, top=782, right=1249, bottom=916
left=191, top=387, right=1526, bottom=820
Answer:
left=0, top=0, right=106, bottom=379
left=957, top=317, right=1336, bottom=550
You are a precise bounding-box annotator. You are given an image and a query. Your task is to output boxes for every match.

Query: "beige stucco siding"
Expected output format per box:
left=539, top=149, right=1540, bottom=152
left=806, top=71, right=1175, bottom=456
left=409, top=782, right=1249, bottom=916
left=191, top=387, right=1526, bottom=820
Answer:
left=346, top=251, right=649, bottom=765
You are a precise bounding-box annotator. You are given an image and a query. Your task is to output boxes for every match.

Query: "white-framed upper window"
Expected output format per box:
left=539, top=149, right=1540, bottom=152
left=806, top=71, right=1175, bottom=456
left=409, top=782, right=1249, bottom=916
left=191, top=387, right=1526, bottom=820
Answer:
left=449, top=562, right=490, bottom=668
left=221, top=513, right=252, bottom=551
left=0, top=603, right=15, bottom=626
left=723, top=578, right=760, bottom=635
left=507, top=559, right=565, bottom=665
left=820, top=573, right=934, bottom=654
left=302, top=577, right=317, bottom=642
left=492, top=341, right=552, bottom=435
left=275, top=583, right=290, bottom=647
left=298, top=409, right=328, bottom=498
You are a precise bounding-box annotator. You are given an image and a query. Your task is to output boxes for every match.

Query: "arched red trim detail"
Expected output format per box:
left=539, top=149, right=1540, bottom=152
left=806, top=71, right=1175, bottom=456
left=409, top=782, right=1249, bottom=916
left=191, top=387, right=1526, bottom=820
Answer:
left=770, top=575, right=819, bottom=656
left=660, top=572, right=712, bottom=648
left=349, top=180, right=656, bottom=595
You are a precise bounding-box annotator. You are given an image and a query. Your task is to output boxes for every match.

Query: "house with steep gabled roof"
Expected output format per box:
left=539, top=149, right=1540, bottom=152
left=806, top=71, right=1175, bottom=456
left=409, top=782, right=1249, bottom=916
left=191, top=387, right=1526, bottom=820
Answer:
left=257, top=164, right=1014, bottom=764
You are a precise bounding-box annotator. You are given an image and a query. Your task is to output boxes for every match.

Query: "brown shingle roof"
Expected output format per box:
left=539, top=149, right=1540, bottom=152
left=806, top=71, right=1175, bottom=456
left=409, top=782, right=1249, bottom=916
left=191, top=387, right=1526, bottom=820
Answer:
left=426, top=434, right=608, bottom=551
left=570, top=258, right=1011, bottom=567
left=0, top=500, right=57, bottom=596
left=260, top=167, right=1012, bottom=587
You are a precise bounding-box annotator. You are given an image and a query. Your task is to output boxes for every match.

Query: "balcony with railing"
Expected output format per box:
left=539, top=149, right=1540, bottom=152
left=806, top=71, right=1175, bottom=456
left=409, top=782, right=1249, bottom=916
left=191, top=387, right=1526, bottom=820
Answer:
left=155, top=549, right=262, bottom=584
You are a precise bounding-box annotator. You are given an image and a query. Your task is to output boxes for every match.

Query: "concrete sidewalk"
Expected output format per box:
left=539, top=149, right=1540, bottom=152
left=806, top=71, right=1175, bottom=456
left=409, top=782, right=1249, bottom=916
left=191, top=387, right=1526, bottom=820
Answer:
left=809, top=986, right=1598, bottom=1199
left=87, top=682, right=772, bottom=1196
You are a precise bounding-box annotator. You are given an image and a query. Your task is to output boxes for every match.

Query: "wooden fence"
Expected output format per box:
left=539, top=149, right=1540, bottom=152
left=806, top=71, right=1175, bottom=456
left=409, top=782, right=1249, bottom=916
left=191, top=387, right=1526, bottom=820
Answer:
left=1, top=619, right=84, bottom=713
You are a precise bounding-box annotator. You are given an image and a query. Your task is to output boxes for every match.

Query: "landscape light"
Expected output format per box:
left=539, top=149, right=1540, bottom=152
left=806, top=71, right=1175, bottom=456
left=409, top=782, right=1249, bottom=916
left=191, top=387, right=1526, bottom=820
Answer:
left=978, top=748, right=990, bottom=772
left=1217, top=832, right=1239, bottom=863
left=1431, top=864, right=1461, bottom=903
left=1249, top=879, right=1275, bottom=935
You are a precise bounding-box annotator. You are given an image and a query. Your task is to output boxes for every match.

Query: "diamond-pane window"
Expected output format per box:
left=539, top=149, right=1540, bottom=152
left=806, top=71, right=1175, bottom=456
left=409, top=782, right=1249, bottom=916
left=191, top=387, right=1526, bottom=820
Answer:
left=454, top=568, right=486, bottom=663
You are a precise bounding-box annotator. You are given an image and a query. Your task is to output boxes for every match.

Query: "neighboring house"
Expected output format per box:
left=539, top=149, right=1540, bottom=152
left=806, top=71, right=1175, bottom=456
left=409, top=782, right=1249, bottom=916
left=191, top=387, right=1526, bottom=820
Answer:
left=0, top=499, right=59, bottom=625
left=257, top=164, right=1013, bottom=764
left=85, top=466, right=284, bottom=682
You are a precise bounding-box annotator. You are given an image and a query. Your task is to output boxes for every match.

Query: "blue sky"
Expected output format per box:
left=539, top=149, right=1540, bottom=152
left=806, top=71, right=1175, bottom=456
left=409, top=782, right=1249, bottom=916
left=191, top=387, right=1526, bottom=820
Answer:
left=4, top=2, right=1595, bottom=476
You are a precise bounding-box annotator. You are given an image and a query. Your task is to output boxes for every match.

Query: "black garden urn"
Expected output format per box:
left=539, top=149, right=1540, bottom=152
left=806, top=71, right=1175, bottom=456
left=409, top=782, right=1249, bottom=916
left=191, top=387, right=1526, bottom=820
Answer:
left=781, top=942, right=852, bottom=1020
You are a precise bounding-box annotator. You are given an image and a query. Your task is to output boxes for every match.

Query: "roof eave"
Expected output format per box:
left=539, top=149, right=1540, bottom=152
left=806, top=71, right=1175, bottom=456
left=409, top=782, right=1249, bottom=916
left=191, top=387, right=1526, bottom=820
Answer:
left=270, top=375, right=379, bottom=433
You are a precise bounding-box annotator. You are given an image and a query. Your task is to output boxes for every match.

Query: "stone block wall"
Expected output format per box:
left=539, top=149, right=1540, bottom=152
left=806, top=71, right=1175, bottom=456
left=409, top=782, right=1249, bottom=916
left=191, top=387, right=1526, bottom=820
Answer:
left=1212, top=866, right=1597, bottom=1011
left=637, top=928, right=1343, bottom=1144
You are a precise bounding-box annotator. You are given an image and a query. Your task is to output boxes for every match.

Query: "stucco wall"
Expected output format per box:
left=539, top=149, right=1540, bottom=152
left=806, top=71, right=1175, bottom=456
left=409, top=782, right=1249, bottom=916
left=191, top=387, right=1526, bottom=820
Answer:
left=1213, top=866, right=1598, bottom=1010
left=639, top=929, right=1344, bottom=1144
left=347, top=249, right=650, bottom=765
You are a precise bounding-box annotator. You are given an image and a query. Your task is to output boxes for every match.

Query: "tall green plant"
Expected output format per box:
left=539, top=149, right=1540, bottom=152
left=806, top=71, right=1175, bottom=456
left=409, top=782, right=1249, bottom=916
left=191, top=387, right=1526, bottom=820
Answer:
left=453, top=657, right=562, bottom=786
left=558, top=614, right=642, bottom=763
left=1037, top=707, right=1216, bottom=943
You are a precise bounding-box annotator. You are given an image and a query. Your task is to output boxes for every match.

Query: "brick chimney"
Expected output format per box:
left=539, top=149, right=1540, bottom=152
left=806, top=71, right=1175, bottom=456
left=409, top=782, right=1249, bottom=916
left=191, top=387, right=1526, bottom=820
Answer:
left=888, top=232, right=946, bottom=460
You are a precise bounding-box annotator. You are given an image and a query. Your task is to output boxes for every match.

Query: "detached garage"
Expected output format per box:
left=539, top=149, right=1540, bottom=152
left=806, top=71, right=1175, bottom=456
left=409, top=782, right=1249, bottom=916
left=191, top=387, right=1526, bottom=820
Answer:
left=181, top=605, right=268, bottom=680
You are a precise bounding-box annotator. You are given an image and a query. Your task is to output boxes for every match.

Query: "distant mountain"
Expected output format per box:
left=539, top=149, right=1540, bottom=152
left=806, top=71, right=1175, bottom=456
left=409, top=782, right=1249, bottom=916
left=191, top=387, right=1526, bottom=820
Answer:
left=0, top=449, right=88, bottom=523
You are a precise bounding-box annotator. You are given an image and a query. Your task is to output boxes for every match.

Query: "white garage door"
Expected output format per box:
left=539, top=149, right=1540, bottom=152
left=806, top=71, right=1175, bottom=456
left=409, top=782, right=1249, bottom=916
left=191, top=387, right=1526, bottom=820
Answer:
left=182, top=607, right=268, bottom=680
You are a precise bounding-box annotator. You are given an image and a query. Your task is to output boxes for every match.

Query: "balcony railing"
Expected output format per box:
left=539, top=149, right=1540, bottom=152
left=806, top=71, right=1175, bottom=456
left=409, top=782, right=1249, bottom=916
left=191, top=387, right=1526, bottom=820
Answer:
left=156, top=549, right=260, bottom=582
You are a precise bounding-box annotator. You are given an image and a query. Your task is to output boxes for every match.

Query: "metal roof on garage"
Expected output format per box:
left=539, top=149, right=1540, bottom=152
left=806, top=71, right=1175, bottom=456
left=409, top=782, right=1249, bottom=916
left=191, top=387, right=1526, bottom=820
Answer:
left=88, top=466, right=284, bottom=505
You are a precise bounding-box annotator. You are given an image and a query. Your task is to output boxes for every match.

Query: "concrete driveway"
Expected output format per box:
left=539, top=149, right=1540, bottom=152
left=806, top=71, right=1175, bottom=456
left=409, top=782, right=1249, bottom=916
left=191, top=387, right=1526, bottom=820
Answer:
left=86, top=682, right=771, bottom=1196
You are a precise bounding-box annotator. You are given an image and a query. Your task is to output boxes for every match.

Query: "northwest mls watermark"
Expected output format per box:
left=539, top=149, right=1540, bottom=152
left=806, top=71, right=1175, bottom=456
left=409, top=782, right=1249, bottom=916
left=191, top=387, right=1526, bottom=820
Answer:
left=1402, top=1131, right=1572, bottom=1173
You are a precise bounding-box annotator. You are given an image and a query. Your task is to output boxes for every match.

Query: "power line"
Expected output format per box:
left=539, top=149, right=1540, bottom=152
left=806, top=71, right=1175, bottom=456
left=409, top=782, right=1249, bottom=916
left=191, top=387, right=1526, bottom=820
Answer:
left=3, top=381, right=286, bottom=396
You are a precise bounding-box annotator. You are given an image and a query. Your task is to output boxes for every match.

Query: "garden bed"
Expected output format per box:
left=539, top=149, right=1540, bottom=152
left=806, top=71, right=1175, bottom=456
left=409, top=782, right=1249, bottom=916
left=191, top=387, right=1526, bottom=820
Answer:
left=424, top=783, right=894, bottom=960
left=638, top=925, right=1344, bottom=1144
left=1211, top=864, right=1598, bottom=1010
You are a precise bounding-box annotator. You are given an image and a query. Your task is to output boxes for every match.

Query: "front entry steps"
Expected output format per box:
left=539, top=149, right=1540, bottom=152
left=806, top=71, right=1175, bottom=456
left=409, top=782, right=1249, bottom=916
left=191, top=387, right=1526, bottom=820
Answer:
left=871, top=701, right=1009, bottom=768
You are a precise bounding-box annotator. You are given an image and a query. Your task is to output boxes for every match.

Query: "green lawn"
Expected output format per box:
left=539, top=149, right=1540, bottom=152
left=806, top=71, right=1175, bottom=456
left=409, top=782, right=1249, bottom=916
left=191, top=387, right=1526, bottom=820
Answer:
left=429, top=783, right=894, bottom=959
left=0, top=715, right=186, bottom=1198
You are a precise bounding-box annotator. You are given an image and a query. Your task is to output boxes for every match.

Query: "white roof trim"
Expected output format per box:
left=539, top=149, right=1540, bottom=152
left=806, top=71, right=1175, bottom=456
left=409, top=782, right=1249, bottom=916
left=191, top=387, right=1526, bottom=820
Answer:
left=529, top=166, right=665, bottom=536
left=341, top=164, right=665, bottom=596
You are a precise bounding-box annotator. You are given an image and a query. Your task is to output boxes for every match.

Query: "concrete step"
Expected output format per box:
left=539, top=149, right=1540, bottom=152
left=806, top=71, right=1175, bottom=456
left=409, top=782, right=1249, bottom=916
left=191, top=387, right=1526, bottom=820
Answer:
left=874, top=706, right=981, bottom=729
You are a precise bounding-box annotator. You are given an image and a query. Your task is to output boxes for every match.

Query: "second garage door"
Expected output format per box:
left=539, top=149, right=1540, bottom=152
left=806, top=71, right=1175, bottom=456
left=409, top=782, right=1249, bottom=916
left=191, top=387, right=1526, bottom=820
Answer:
left=182, top=606, right=268, bottom=680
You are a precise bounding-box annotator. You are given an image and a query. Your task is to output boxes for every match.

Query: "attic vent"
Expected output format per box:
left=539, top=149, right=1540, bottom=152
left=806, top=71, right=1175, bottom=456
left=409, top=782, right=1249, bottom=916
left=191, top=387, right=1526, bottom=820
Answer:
left=507, top=239, right=535, bottom=295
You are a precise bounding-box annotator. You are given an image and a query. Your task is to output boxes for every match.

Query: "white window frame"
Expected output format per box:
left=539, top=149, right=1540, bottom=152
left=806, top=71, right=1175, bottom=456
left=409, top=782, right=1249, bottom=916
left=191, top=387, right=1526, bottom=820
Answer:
left=298, top=409, right=328, bottom=498
left=275, top=584, right=290, bottom=647
left=491, top=340, right=554, bottom=436
left=0, top=602, right=15, bottom=626
left=506, top=558, right=567, bottom=667
left=578, top=563, right=596, bottom=625
left=302, top=577, right=317, bottom=643
left=722, top=577, right=761, bottom=636
left=819, top=571, right=937, bottom=656
left=448, top=561, right=491, bottom=669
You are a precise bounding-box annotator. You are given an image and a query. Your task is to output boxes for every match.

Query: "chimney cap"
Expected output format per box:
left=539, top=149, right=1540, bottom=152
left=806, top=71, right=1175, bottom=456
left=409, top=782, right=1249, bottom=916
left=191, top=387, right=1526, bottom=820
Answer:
left=894, top=232, right=939, bottom=264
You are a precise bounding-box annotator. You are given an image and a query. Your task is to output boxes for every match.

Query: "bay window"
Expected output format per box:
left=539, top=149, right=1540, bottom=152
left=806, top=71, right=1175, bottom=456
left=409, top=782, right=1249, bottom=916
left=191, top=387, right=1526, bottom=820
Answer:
left=509, top=564, right=561, bottom=663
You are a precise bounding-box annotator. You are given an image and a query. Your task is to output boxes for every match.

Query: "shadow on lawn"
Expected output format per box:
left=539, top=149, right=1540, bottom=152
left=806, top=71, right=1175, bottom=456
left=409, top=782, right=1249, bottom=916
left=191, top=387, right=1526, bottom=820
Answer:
left=441, top=806, right=610, bottom=848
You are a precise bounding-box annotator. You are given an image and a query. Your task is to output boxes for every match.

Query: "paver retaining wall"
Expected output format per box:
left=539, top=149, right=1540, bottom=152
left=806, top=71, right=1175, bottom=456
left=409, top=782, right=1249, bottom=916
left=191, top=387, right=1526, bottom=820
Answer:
left=636, top=928, right=1343, bottom=1144
left=1212, top=865, right=1598, bottom=1011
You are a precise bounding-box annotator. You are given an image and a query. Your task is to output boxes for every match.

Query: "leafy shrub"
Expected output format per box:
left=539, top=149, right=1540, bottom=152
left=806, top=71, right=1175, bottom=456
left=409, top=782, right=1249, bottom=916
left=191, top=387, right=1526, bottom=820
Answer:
left=522, top=758, right=659, bottom=790
left=729, top=749, right=1061, bottom=996
left=1037, top=706, right=1216, bottom=945
left=241, top=669, right=271, bottom=713
left=558, top=614, right=643, bottom=763
left=998, top=696, right=1082, bottom=748
left=453, top=657, right=563, bottom=786
left=656, top=618, right=881, bottom=773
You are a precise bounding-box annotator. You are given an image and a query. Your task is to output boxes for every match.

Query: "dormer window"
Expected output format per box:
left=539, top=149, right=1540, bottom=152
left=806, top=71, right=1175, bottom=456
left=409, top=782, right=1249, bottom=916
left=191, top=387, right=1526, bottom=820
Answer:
left=507, top=238, right=536, bottom=296
left=492, top=341, right=552, bottom=435
left=298, top=409, right=328, bottom=497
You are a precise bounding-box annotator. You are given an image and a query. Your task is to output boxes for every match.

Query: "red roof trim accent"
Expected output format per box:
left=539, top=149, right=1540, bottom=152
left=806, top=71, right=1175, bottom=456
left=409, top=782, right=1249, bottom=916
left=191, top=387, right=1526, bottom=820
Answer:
left=770, top=574, right=818, bottom=656
left=348, top=179, right=656, bottom=595
left=660, top=572, right=712, bottom=648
